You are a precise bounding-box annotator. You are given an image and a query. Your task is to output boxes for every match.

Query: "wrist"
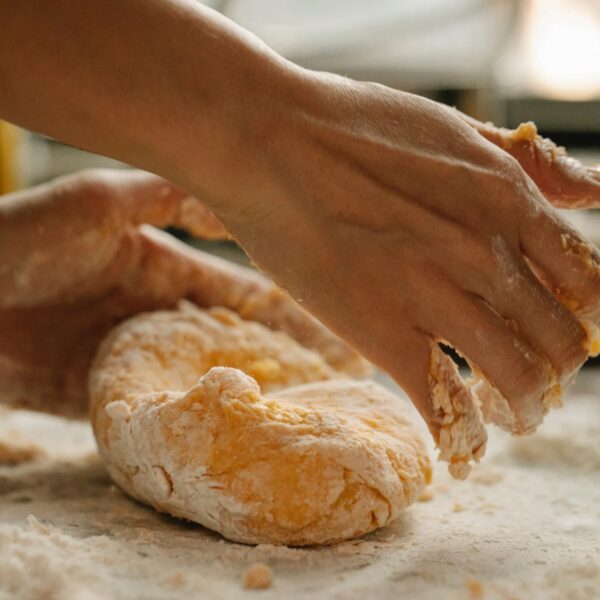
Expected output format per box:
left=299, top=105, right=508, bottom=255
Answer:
left=160, top=29, right=302, bottom=214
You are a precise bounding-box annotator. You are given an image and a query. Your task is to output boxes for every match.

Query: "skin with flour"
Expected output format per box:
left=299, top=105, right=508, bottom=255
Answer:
left=0, top=161, right=597, bottom=485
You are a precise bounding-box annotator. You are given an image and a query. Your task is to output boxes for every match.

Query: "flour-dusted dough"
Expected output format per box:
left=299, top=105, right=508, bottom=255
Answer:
left=428, top=346, right=487, bottom=480
left=89, top=302, right=430, bottom=545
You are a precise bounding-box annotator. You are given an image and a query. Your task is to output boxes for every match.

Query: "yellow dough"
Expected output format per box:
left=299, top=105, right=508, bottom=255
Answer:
left=89, top=302, right=430, bottom=545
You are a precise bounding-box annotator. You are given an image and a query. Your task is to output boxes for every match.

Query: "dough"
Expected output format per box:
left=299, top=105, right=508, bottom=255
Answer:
left=427, top=345, right=562, bottom=480
left=428, top=346, right=487, bottom=480
left=243, top=563, right=273, bottom=589
left=89, top=302, right=430, bottom=546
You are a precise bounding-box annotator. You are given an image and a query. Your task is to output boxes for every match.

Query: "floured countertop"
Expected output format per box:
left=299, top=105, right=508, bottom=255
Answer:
left=1, top=372, right=599, bottom=600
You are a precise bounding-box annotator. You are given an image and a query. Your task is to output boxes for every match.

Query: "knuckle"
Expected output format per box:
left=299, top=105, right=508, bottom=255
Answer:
left=52, top=169, right=121, bottom=225
left=506, top=350, right=549, bottom=404
left=74, top=168, right=114, bottom=193
left=463, top=229, right=498, bottom=268
left=555, top=324, right=587, bottom=377
left=63, top=169, right=115, bottom=211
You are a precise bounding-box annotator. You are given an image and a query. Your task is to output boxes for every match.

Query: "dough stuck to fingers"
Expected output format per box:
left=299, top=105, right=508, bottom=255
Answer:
left=468, top=370, right=562, bottom=436
left=428, top=345, right=487, bottom=480
left=89, top=302, right=430, bottom=546
left=434, top=299, right=597, bottom=469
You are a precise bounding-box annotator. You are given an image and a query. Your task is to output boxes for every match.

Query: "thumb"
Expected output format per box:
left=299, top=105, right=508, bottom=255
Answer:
left=458, top=111, right=600, bottom=209
left=109, top=169, right=229, bottom=239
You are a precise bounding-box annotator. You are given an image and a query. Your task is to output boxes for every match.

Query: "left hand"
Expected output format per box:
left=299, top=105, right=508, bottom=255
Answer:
left=0, top=169, right=367, bottom=418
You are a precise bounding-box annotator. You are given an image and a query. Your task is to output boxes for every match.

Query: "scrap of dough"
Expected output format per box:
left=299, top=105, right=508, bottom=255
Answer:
left=428, top=346, right=487, bottom=480
left=0, top=434, right=45, bottom=465
left=89, top=302, right=430, bottom=546
left=431, top=346, right=563, bottom=476
left=243, top=563, right=273, bottom=589
left=470, top=371, right=562, bottom=436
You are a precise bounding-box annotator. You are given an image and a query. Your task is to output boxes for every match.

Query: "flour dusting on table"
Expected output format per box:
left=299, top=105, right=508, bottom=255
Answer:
left=1, top=377, right=599, bottom=600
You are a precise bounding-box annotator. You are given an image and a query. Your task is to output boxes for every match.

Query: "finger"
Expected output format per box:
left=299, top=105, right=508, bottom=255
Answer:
left=483, top=236, right=588, bottom=380
left=367, top=326, right=487, bottom=480
left=106, top=169, right=229, bottom=239
left=460, top=113, right=600, bottom=208
left=421, top=284, right=552, bottom=434
left=429, top=226, right=588, bottom=380
left=518, top=201, right=600, bottom=339
left=126, top=226, right=370, bottom=376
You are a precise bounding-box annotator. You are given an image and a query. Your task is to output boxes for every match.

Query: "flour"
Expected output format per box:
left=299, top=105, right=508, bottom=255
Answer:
left=1, top=379, right=599, bottom=600
left=506, top=399, right=600, bottom=472
left=0, top=517, right=108, bottom=600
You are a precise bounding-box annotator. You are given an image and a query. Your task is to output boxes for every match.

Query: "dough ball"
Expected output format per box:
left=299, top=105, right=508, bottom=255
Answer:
left=90, top=302, right=430, bottom=545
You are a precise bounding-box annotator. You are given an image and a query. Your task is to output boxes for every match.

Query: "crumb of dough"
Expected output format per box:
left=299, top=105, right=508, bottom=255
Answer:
left=560, top=233, right=598, bottom=270
left=469, top=368, right=561, bottom=436
left=0, top=435, right=45, bottom=465
left=164, top=572, right=187, bottom=589
left=478, top=503, right=499, bottom=513
left=453, top=503, right=464, bottom=513
left=465, top=578, right=484, bottom=600
left=429, top=345, right=487, bottom=480
left=581, top=319, right=600, bottom=357
left=470, top=468, right=504, bottom=486
left=243, top=563, right=273, bottom=590
left=510, top=121, right=538, bottom=143
left=26, top=514, right=51, bottom=535
left=417, top=489, right=433, bottom=502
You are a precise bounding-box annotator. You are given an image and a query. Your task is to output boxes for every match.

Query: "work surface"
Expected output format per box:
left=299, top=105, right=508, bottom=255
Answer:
left=1, top=373, right=599, bottom=600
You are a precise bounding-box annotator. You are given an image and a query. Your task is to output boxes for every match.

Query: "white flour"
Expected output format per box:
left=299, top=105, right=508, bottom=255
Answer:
left=1, top=376, right=599, bottom=600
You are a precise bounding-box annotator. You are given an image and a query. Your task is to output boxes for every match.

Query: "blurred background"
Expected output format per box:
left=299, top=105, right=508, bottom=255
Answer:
left=1, top=0, right=599, bottom=242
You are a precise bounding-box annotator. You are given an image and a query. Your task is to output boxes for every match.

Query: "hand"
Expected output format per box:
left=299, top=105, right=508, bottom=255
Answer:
left=2, top=0, right=598, bottom=475
left=212, top=69, right=600, bottom=470
left=0, top=169, right=367, bottom=418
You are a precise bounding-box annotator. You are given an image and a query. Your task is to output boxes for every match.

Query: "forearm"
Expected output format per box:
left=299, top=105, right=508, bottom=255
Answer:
left=0, top=0, right=291, bottom=205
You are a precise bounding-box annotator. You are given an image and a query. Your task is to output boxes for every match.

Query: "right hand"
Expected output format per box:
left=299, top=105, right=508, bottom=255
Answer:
left=209, top=67, right=600, bottom=454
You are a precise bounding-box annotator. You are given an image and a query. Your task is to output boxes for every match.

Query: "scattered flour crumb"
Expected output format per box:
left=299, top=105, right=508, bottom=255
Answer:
left=478, top=503, right=500, bottom=514
left=506, top=402, right=600, bottom=473
left=470, top=468, right=504, bottom=486
left=509, top=430, right=600, bottom=472
left=0, top=434, right=45, bottom=465
left=243, top=563, right=273, bottom=590
left=417, top=489, right=433, bottom=502
left=26, top=514, right=52, bottom=535
left=0, top=517, right=108, bottom=600
left=465, top=578, right=484, bottom=599
left=164, top=572, right=187, bottom=589
left=453, top=503, right=464, bottom=513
